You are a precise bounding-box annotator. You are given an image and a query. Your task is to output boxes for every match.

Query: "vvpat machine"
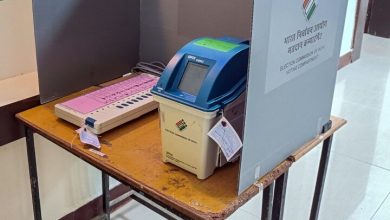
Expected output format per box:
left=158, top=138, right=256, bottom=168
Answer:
left=152, top=37, right=249, bottom=179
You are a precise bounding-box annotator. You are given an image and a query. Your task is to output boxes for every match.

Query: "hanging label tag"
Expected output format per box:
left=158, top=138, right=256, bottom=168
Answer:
left=208, top=117, right=243, bottom=161
left=76, top=127, right=101, bottom=149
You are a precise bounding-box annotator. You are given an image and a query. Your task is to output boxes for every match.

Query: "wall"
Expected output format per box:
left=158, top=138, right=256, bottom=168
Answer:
left=0, top=136, right=102, bottom=219
left=0, top=0, right=36, bottom=80
left=340, top=0, right=358, bottom=56
left=366, top=0, right=390, bottom=38
left=0, top=139, right=33, bottom=219
left=0, top=136, right=119, bottom=220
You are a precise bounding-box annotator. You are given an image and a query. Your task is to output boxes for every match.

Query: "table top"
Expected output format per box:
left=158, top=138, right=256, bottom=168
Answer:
left=16, top=88, right=347, bottom=219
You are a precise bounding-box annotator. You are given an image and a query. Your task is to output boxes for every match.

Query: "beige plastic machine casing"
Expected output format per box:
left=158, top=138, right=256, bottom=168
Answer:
left=55, top=73, right=159, bottom=134
left=154, top=94, right=245, bottom=179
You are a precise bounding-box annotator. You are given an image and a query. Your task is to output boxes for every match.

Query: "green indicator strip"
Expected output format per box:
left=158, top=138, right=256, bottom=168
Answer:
left=307, top=3, right=317, bottom=20
left=195, top=38, right=239, bottom=52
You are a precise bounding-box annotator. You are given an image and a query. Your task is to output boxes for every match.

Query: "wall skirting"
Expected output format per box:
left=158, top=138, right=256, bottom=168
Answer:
left=338, top=52, right=353, bottom=70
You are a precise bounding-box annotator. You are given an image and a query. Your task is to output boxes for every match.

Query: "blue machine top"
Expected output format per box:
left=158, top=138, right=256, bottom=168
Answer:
left=151, top=37, right=249, bottom=112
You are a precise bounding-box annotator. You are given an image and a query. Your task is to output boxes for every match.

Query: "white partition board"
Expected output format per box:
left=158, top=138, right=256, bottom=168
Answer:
left=139, top=0, right=253, bottom=63
left=239, top=0, right=348, bottom=193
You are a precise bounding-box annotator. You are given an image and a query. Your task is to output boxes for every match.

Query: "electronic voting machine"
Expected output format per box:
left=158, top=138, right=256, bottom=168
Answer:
left=55, top=73, right=159, bottom=134
left=152, top=37, right=249, bottom=179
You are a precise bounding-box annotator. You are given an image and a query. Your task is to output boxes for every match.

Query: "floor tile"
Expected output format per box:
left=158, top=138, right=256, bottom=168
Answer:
left=331, top=100, right=390, bottom=170
left=283, top=145, right=322, bottom=220
left=284, top=151, right=390, bottom=220
left=372, top=193, right=390, bottom=220
left=227, top=209, right=260, bottom=220
left=361, top=35, right=390, bottom=60
left=240, top=191, right=263, bottom=217
left=111, top=200, right=166, bottom=220
left=318, top=154, right=390, bottom=220
left=330, top=34, right=390, bottom=170
left=111, top=199, right=261, bottom=220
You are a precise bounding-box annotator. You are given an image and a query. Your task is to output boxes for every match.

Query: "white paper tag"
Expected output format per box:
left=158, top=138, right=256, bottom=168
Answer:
left=76, top=127, right=101, bottom=149
left=208, top=117, right=243, bottom=161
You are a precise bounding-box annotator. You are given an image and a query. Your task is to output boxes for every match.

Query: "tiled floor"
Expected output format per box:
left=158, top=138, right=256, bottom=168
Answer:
left=111, top=34, right=390, bottom=220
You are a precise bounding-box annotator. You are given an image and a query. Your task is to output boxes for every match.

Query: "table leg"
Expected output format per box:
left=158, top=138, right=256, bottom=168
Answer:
left=25, top=127, right=42, bottom=220
left=102, top=172, right=110, bottom=220
left=261, top=182, right=275, bottom=220
left=309, top=135, right=333, bottom=220
left=271, top=171, right=289, bottom=220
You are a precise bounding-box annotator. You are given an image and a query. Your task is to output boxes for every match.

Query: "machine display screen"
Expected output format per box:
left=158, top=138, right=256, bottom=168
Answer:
left=178, top=62, right=209, bottom=96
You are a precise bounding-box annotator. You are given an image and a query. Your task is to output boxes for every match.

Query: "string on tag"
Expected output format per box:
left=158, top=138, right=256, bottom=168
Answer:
left=70, top=131, right=79, bottom=149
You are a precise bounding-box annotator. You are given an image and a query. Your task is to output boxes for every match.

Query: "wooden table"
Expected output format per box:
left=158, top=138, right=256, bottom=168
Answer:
left=16, top=89, right=346, bottom=220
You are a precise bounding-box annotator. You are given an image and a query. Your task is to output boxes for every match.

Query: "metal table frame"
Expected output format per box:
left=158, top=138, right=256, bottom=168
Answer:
left=261, top=137, right=333, bottom=220
left=24, top=121, right=334, bottom=220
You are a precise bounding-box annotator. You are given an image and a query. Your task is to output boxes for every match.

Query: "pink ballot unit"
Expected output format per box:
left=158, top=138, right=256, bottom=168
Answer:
left=55, top=73, right=159, bottom=134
